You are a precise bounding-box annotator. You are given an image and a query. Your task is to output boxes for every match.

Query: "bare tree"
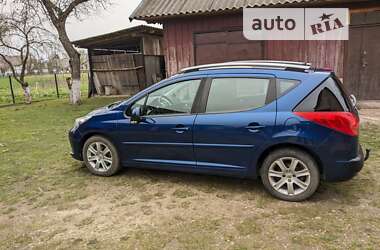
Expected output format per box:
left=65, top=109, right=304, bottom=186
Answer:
left=0, top=3, right=52, bottom=104
left=37, top=0, right=109, bottom=104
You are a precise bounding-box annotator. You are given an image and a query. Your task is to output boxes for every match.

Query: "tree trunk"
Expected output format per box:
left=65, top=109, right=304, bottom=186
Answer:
left=70, top=55, right=81, bottom=105
left=22, top=85, right=32, bottom=104
left=56, top=22, right=81, bottom=104
left=18, top=75, right=32, bottom=104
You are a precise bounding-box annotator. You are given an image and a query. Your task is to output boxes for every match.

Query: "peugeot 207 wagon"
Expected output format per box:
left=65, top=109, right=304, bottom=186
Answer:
left=69, top=61, right=370, bottom=201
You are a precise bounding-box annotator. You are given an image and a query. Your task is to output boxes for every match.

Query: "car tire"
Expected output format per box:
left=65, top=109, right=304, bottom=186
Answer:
left=260, top=148, right=320, bottom=202
left=82, top=136, right=121, bottom=176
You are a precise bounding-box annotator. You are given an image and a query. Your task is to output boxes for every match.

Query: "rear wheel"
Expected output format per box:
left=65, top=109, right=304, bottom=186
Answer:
left=260, top=148, right=320, bottom=201
left=83, top=136, right=121, bottom=176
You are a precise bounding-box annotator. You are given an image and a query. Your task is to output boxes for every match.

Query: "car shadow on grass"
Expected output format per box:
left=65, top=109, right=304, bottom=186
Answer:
left=72, top=161, right=371, bottom=206
left=74, top=162, right=267, bottom=199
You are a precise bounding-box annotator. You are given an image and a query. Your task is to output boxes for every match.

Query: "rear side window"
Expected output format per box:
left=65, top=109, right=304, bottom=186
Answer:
left=294, top=77, right=349, bottom=112
left=206, top=78, right=270, bottom=113
left=277, top=79, right=300, bottom=97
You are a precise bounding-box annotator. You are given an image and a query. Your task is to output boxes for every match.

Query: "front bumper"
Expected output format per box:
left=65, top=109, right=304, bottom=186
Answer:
left=68, top=129, right=83, bottom=161
left=324, top=145, right=369, bottom=182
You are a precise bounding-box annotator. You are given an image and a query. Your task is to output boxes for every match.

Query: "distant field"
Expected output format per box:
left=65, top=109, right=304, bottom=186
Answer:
left=0, top=73, right=89, bottom=105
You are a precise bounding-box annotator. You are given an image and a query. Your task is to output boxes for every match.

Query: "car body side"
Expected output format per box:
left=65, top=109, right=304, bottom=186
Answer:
left=69, top=68, right=363, bottom=182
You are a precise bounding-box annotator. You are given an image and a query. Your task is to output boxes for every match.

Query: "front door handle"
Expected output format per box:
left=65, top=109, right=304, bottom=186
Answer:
left=171, top=125, right=190, bottom=134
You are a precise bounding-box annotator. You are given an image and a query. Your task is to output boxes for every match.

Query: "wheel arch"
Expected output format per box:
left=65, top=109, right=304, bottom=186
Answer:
left=80, top=132, right=119, bottom=159
left=255, top=143, right=324, bottom=178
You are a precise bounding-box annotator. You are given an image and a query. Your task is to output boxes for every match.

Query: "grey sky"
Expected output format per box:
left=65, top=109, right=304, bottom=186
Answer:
left=67, top=0, right=159, bottom=41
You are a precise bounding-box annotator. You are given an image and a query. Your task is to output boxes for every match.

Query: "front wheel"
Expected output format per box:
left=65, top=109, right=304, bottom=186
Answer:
left=260, top=148, right=320, bottom=202
left=82, top=136, right=121, bottom=176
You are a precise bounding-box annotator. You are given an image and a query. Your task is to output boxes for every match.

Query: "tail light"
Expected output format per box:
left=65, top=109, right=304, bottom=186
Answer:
left=294, top=112, right=359, bottom=136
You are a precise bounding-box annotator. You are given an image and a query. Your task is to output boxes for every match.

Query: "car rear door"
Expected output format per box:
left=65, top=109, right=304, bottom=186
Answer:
left=193, top=74, right=277, bottom=176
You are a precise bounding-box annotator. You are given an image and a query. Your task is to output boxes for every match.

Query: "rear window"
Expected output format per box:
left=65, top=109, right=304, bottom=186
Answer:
left=294, top=77, right=349, bottom=112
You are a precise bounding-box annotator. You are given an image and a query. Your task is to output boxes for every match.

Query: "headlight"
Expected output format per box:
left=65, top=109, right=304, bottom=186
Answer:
left=72, top=115, right=92, bottom=131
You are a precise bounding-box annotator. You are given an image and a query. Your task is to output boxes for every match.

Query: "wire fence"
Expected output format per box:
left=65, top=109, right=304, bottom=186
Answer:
left=0, top=73, right=89, bottom=106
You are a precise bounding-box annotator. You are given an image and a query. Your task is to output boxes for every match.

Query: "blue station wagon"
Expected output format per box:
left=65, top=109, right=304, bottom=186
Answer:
left=69, top=61, right=369, bottom=201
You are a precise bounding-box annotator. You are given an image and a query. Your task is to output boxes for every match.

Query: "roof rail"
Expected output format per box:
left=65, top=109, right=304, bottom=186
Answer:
left=179, top=61, right=312, bottom=74
left=233, top=60, right=311, bottom=66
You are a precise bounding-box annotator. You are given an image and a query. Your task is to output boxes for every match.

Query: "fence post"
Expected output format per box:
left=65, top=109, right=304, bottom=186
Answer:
left=54, top=73, right=60, bottom=98
left=8, top=76, right=15, bottom=104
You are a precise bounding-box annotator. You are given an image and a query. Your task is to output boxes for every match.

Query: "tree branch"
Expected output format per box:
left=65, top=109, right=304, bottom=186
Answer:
left=40, top=0, right=59, bottom=24
left=0, top=53, right=22, bottom=84
left=61, top=0, right=90, bottom=20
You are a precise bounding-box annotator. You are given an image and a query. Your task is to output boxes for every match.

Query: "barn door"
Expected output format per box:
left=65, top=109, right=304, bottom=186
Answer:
left=359, top=25, right=380, bottom=100
left=344, top=12, right=380, bottom=100
left=344, top=27, right=362, bottom=97
left=194, top=30, right=264, bottom=65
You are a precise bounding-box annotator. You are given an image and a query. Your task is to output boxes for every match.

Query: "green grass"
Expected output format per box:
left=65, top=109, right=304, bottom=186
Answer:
left=0, top=73, right=89, bottom=105
left=0, top=99, right=379, bottom=249
left=0, top=97, right=122, bottom=206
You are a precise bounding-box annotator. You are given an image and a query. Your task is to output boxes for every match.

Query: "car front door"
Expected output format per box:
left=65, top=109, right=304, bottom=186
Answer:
left=118, top=78, right=203, bottom=169
left=193, top=75, right=276, bottom=176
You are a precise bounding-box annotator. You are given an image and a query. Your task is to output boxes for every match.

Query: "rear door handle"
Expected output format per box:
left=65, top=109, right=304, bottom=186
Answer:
left=245, top=125, right=265, bottom=132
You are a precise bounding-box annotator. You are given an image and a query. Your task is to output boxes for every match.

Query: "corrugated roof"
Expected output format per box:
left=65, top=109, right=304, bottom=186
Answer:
left=130, top=0, right=317, bottom=21
left=72, top=25, right=162, bottom=48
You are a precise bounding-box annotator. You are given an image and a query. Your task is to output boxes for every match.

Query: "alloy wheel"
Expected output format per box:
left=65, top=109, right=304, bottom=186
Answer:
left=86, top=142, right=113, bottom=172
left=268, top=157, right=311, bottom=196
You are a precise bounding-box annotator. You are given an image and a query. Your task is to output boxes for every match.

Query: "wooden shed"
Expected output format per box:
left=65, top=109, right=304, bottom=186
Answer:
left=130, top=0, right=380, bottom=100
left=73, top=25, right=165, bottom=96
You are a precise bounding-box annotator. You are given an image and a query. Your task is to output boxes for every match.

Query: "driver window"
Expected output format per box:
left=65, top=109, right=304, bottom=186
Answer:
left=126, top=96, right=146, bottom=116
left=144, top=79, right=201, bottom=116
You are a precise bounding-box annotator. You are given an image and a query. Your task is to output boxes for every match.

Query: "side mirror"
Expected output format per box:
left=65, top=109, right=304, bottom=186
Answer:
left=130, top=106, right=143, bottom=124
left=349, top=94, right=357, bottom=107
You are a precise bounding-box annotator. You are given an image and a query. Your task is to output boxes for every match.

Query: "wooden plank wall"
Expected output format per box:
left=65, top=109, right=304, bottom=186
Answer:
left=91, top=53, right=164, bottom=95
left=163, top=14, right=345, bottom=78
left=163, top=14, right=241, bottom=76
left=144, top=55, right=164, bottom=87
left=91, top=53, right=144, bottom=95
left=265, top=41, right=345, bottom=78
left=143, top=35, right=164, bottom=56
